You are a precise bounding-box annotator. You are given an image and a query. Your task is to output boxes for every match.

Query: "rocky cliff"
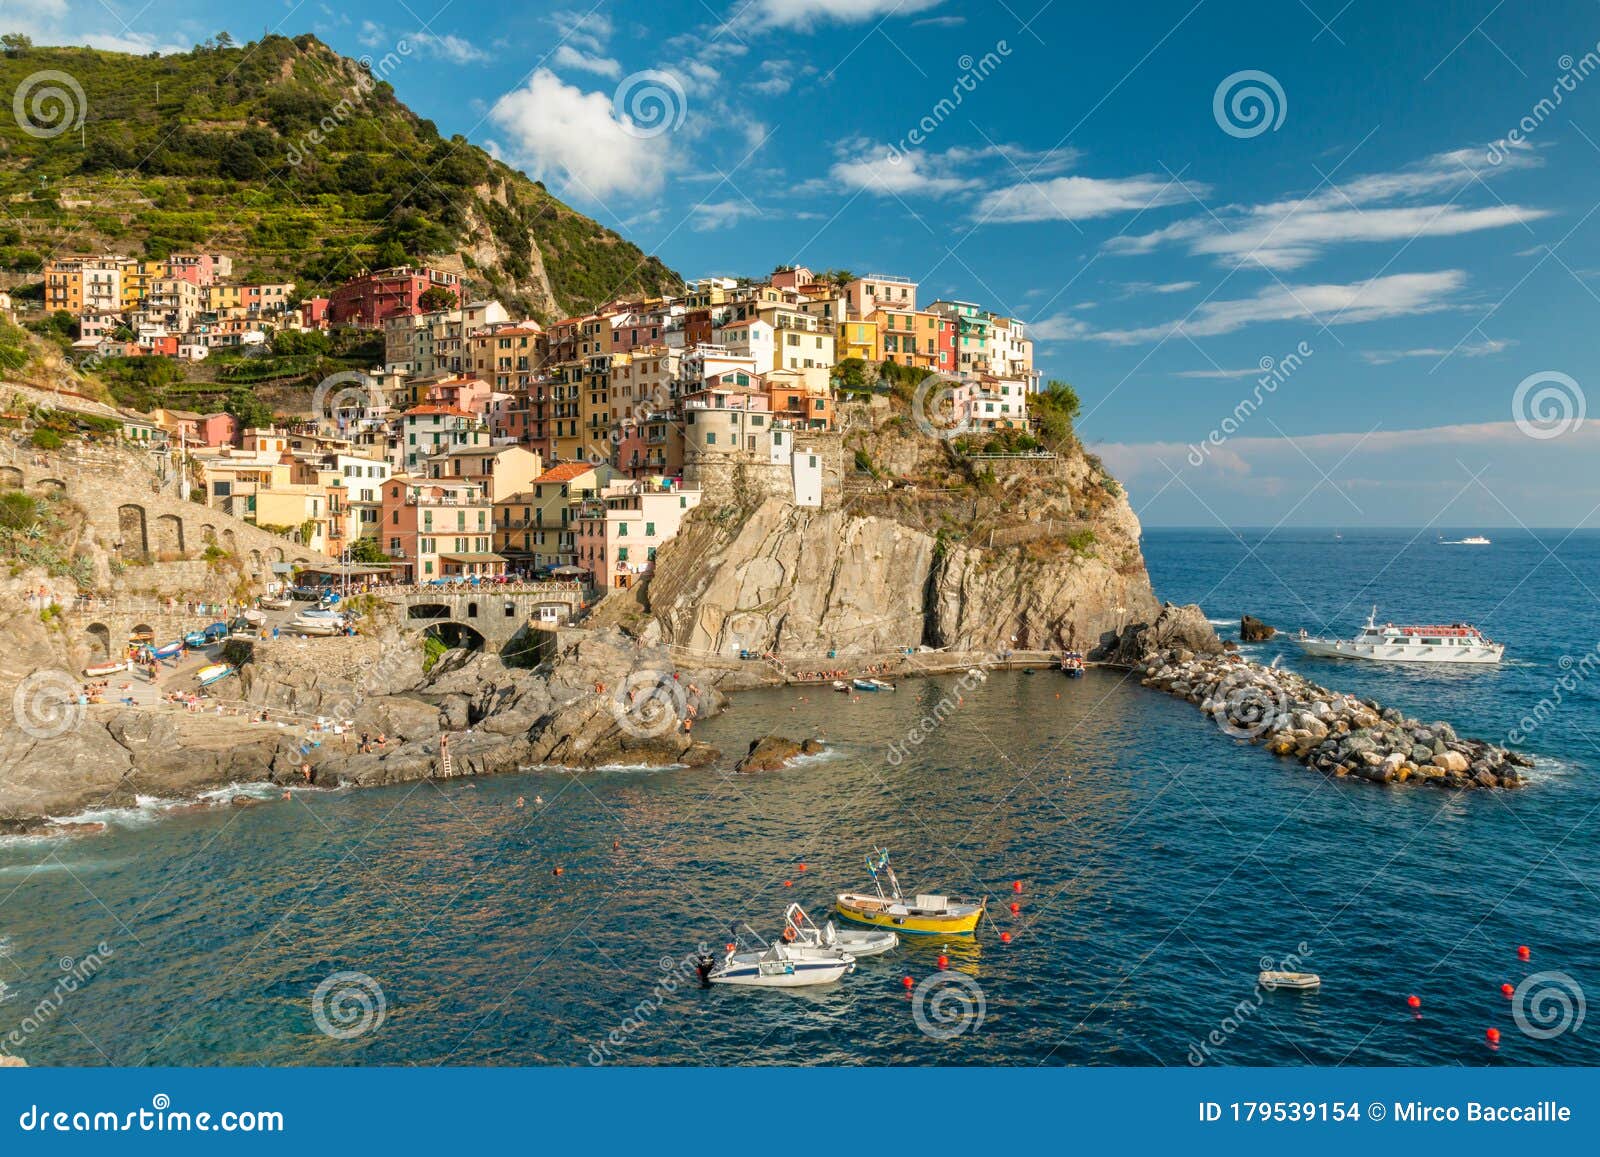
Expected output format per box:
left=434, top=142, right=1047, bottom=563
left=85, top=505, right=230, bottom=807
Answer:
left=646, top=404, right=1160, bottom=658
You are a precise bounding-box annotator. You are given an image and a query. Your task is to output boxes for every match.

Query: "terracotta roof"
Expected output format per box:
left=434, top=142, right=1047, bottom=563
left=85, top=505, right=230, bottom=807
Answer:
left=403, top=405, right=474, bottom=418
left=534, top=462, right=600, bottom=483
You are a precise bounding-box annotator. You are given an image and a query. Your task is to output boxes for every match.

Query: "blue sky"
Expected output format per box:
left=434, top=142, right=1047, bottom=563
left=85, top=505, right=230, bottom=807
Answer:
left=11, top=0, right=1600, bottom=526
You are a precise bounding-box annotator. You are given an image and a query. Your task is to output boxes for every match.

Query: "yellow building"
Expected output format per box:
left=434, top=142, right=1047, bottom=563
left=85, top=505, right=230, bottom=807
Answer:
left=837, top=318, right=881, bottom=364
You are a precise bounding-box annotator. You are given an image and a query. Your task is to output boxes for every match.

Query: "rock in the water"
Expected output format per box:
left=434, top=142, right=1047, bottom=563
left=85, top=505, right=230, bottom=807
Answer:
left=735, top=735, right=825, bottom=772
left=1240, top=614, right=1276, bottom=642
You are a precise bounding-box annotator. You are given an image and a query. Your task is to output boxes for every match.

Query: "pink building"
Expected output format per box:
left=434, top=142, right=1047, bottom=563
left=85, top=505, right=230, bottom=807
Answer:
left=166, top=253, right=233, bottom=287
left=379, top=476, right=501, bottom=581
left=423, top=376, right=495, bottom=417
left=158, top=409, right=238, bottom=447
left=845, top=274, right=918, bottom=317
left=574, top=479, right=702, bottom=591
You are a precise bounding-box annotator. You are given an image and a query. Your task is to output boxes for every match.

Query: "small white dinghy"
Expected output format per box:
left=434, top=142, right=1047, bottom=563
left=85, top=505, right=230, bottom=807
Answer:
left=1259, top=970, right=1321, bottom=990
left=700, top=939, right=855, bottom=987
left=782, top=902, right=897, bottom=957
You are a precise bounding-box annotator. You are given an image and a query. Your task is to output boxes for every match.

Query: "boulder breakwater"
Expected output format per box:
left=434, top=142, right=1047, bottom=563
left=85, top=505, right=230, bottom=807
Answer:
left=1135, top=650, right=1531, bottom=789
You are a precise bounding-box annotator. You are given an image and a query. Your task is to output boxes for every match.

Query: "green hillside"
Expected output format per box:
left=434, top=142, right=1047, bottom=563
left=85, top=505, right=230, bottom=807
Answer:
left=0, top=34, right=680, bottom=319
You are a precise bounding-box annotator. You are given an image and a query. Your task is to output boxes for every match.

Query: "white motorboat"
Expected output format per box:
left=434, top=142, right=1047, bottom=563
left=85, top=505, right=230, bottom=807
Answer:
left=781, top=903, right=898, bottom=957
left=291, top=609, right=345, bottom=636
left=699, top=940, right=855, bottom=987
left=832, top=680, right=849, bottom=692
left=1293, top=607, right=1503, bottom=665
left=1259, top=970, right=1321, bottom=990
left=258, top=595, right=294, bottom=611
left=1440, top=535, right=1491, bottom=546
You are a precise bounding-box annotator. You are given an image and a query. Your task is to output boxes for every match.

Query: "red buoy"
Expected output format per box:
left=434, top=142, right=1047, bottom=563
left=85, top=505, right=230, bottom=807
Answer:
left=725, top=943, right=736, bottom=952
left=1501, top=983, right=1515, bottom=999
left=902, top=976, right=914, bottom=989
left=553, top=866, right=563, bottom=877
left=1517, top=945, right=1531, bottom=961
left=1012, top=881, right=1023, bottom=894
left=1406, top=995, right=1421, bottom=1010
left=783, top=879, right=793, bottom=887
left=937, top=954, right=949, bottom=969
left=1009, top=902, right=1020, bottom=914
left=798, top=862, right=807, bottom=872
left=1000, top=932, right=1012, bottom=944
left=1486, top=1027, right=1501, bottom=1047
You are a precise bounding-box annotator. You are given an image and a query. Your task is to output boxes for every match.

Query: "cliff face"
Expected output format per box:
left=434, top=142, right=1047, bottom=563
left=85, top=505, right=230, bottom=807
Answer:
left=647, top=416, right=1161, bottom=658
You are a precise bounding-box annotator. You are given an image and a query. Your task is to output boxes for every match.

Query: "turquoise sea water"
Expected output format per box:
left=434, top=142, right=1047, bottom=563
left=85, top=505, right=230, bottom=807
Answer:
left=0, top=528, right=1595, bottom=1066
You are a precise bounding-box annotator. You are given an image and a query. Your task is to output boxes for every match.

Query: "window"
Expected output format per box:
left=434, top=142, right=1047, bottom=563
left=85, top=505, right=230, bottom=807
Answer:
left=617, top=547, right=629, bottom=562
left=645, top=522, right=655, bottom=537
left=706, top=432, right=716, bottom=445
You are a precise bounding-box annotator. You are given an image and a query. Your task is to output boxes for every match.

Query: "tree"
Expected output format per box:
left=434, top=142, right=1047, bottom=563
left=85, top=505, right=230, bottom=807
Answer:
left=1031, top=380, right=1081, bottom=450
left=1, top=33, right=33, bottom=55
left=347, top=537, right=388, bottom=564
left=224, top=388, right=274, bottom=429
left=418, top=285, right=457, bottom=313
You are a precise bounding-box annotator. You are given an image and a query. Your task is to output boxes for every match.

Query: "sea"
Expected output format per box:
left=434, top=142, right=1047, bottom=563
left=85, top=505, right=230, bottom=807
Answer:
left=1, top=528, right=1596, bottom=1067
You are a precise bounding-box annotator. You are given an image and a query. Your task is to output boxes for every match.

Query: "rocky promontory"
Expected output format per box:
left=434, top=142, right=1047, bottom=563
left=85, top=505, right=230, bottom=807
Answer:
left=1110, top=607, right=1530, bottom=789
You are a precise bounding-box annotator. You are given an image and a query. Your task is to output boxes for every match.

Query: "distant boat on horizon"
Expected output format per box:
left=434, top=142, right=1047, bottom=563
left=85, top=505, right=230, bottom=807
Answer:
left=1439, top=535, right=1492, bottom=546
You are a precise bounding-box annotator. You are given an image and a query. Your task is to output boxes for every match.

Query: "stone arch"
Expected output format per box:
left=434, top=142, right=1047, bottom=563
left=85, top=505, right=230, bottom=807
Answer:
left=118, top=504, right=148, bottom=556
left=421, top=621, right=484, bottom=653
left=222, top=529, right=238, bottom=555
left=200, top=524, right=218, bottom=545
left=32, top=477, right=65, bottom=494
left=249, top=549, right=264, bottom=575
left=130, top=623, right=154, bottom=643
left=291, top=556, right=308, bottom=566
left=466, top=600, right=479, bottom=619
left=151, top=513, right=184, bottom=555
left=0, top=465, right=21, bottom=488
left=407, top=602, right=452, bottom=623
left=83, top=623, right=112, bottom=662
left=270, top=546, right=285, bottom=563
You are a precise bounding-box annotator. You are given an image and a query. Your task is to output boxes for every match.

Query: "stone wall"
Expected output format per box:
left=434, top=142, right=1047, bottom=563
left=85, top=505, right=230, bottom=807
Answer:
left=0, top=439, right=333, bottom=592
left=683, top=430, right=846, bottom=508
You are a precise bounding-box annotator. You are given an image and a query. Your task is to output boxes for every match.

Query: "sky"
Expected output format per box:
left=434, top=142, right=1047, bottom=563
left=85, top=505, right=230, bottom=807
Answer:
left=7, top=0, right=1600, bottom=527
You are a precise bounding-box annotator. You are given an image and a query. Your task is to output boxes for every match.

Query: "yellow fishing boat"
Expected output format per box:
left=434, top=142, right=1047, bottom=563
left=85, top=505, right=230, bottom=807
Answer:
left=835, top=849, right=985, bottom=936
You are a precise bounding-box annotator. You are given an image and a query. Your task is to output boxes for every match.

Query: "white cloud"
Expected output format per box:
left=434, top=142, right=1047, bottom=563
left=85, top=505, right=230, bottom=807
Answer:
left=913, top=15, right=967, bottom=26
left=1121, top=280, right=1198, bottom=296
left=691, top=200, right=765, bottom=231
left=1085, top=270, right=1468, bottom=344
left=977, top=175, right=1198, bottom=222
left=1026, top=315, right=1095, bottom=341
left=829, top=145, right=980, bottom=197
left=1361, top=338, right=1511, bottom=364
left=489, top=69, right=675, bottom=199
left=1105, top=145, right=1548, bottom=270
left=1173, top=367, right=1276, bottom=380
left=549, top=9, right=614, bottom=54
left=410, top=32, right=489, bottom=64
left=741, top=0, right=946, bottom=31
left=551, top=44, right=621, bottom=78
left=749, top=60, right=794, bottom=96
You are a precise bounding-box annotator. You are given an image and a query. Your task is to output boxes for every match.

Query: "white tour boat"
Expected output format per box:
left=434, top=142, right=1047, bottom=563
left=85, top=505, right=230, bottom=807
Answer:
left=1294, top=607, right=1503, bottom=665
left=1441, top=535, right=1492, bottom=546
left=698, top=940, right=856, bottom=987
